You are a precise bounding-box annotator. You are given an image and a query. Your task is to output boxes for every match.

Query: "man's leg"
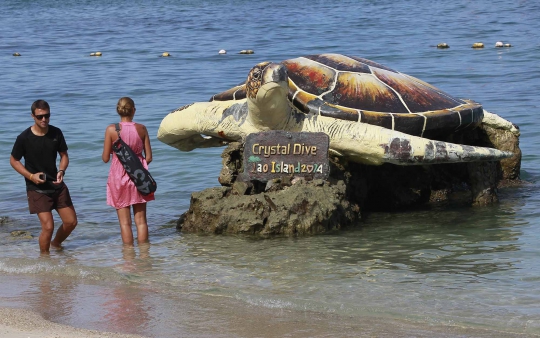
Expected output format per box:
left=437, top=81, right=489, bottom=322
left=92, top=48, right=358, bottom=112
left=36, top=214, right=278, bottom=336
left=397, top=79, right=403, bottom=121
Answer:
left=36, top=211, right=55, bottom=253
left=51, top=205, right=77, bottom=248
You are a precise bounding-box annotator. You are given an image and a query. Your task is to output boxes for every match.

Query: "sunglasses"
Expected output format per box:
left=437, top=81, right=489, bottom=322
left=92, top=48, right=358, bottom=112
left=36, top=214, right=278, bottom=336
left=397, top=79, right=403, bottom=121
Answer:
left=34, top=113, right=51, bottom=120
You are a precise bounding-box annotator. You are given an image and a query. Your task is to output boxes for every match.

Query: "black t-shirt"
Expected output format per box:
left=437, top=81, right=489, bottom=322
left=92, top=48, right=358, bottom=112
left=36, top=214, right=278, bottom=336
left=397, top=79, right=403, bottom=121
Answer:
left=11, top=125, right=68, bottom=191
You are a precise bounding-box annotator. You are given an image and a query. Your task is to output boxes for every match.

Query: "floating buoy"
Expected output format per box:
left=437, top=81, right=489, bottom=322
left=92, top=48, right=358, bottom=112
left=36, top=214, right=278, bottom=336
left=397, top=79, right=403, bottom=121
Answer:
left=239, top=49, right=254, bottom=54
left=12, top=52, right=21, bottom=56
left=90, top=52, right=102, bottom=57
left=504, top=43, right=512, bottom=47
left=436, top=43, right=449, bottom=49
left=495, top=41, right=504, bottom=47
left=218, top=49, right=227, bottom=54
left=472, top=42, right=484, bottom=48
left=161, top=52, right=171, bottom=57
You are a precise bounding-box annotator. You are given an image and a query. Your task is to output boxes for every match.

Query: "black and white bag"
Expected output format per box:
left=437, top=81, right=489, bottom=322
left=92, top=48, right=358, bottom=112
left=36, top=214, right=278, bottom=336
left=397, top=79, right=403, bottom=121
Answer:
left=112, top=123, right=157, bottom=196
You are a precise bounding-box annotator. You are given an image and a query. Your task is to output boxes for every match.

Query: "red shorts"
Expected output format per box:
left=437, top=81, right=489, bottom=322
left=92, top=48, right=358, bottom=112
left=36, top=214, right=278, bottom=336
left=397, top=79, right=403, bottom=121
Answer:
left=26, top=185, right=73, bottom=214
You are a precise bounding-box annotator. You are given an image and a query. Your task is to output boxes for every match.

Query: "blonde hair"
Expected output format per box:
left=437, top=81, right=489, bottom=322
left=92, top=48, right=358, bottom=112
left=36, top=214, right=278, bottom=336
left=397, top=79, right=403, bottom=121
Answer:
left=116, top=97, right=135, bottom=117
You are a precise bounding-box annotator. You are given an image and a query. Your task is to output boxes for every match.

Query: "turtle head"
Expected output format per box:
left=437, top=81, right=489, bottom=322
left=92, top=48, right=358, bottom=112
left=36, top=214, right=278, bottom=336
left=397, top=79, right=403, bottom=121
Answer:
left=245, top=62, right=291, bottom=130
left=246, top=61, right=288, bottom=99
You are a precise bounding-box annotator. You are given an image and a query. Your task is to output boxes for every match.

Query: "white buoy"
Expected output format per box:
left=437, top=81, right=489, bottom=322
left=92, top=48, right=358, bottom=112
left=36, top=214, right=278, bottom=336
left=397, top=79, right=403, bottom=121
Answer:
left=436, top=43, right=449, bottom=49
left=12, top=52, right=21, bottom=56
left=239, top=49, right=254, bottom=54
left=495, top=41, right=504, bottom=47
left=218, top=49, right=227, bottom=54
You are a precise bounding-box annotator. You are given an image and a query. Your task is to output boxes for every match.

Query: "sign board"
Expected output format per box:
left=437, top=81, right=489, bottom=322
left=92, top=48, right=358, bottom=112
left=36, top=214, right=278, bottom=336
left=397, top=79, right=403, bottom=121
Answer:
left=243, top=131, right=330, bottom=181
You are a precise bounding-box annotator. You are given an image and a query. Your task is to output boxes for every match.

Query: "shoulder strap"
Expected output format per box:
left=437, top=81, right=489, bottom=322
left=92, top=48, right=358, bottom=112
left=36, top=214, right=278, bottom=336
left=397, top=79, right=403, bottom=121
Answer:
left=115, top=123, right=121, bottom=139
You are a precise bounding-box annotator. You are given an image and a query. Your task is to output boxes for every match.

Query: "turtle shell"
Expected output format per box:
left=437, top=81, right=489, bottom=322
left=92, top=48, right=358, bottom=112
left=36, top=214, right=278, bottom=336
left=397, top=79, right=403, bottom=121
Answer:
left=211, top=53, right=483, bottom=138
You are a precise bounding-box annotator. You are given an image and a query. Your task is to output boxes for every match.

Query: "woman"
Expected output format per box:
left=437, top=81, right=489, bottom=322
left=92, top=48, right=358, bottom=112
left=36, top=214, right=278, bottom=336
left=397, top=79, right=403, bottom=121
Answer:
left=102, top=97, right=154, bottom=245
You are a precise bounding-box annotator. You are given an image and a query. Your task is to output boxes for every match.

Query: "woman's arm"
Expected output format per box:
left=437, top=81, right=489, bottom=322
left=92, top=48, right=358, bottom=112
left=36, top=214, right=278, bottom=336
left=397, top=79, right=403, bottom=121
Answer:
left=142, top=125, right=152, bottom=164
left=102, top=125, right=114, bottom=163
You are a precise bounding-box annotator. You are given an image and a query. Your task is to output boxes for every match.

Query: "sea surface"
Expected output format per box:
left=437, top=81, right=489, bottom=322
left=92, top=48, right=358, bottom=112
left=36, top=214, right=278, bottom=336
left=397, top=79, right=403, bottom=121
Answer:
left=1, top=0, right=540, bottom=337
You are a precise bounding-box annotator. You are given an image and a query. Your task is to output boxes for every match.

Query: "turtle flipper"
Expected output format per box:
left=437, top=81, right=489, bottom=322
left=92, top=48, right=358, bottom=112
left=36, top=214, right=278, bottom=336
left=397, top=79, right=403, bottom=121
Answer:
left=298, top=114, right=513, bottom=165
left=165, top=134, right=226, bottom=152
left=158, top=102, right=241, bottom=151
left=158, top=101, right=259, bottom=151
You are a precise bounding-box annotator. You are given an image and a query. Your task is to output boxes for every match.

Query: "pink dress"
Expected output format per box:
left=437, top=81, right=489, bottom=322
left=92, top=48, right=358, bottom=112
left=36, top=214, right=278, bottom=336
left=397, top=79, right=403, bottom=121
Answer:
left=107, top=122, right=155, bottom=209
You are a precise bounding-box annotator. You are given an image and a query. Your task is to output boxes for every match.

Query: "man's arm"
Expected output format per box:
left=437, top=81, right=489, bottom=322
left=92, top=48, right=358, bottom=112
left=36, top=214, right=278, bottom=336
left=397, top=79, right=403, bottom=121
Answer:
left=56, top=151, right=69, bottom=183
left=10, top=155, right=44, bottom=184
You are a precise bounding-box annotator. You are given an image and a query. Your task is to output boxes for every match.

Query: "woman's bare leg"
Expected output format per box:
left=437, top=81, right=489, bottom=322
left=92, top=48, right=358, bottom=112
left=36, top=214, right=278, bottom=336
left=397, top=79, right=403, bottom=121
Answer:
left=116, top=207, right=134, bottom=245
left=133, top=203, right=149, bottom=243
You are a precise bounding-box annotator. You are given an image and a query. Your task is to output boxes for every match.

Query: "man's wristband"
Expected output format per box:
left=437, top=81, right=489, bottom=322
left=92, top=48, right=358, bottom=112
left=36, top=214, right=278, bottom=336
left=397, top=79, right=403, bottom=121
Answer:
left=58, top=169, right=65, bottom=175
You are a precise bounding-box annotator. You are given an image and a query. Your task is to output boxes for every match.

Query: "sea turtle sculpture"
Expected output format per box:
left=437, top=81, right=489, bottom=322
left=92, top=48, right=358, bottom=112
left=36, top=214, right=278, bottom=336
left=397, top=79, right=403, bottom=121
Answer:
left=158, top=53, right=515, bottom=165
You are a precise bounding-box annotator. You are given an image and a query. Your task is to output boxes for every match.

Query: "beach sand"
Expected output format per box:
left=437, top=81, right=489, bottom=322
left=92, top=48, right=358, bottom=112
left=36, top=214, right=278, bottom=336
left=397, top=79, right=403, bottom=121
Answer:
left=0, top=274, right=535, bottom=338
left=2, top=305, right=535, bottom=338
left=0, top=308, right=144, bottom=338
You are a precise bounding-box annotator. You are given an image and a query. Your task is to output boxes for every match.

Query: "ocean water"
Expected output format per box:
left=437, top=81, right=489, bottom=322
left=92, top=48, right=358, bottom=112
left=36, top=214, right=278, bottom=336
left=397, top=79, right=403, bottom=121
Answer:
left=1, top=0, right=540, bottom=336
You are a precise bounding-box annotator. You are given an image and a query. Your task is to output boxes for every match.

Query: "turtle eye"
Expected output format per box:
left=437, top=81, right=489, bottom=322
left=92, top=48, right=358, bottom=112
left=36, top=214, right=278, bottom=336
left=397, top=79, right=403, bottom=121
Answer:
left=246, top=62, right=272, bottom=99
left=246, top=67, right=263, bottom=98
left=251, top=67, right=263, bottom=81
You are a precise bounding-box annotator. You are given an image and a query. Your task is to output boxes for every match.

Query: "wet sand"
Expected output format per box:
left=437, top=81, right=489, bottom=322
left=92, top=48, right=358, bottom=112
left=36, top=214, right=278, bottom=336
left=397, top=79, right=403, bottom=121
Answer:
left=1, top=303, right=535, bottom=338
left=0, top=307, right=144, bottom=338
left=0, top=274, right=537, bottom=338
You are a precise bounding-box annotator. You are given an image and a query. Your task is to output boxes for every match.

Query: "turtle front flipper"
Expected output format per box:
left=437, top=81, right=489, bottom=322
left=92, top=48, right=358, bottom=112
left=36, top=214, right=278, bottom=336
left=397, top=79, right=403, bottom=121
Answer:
left=157, top=104, right=225, bottom=152
left=297, top=114, right=513, bottom=165
left=164, top=133, right=225, bottom=152
left=158, top=101, right=252, bottom=151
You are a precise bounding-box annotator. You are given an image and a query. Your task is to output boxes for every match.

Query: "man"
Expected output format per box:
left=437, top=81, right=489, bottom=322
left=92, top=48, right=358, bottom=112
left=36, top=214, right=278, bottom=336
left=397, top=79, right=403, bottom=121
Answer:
left=10, top=100, right=78, bottom=253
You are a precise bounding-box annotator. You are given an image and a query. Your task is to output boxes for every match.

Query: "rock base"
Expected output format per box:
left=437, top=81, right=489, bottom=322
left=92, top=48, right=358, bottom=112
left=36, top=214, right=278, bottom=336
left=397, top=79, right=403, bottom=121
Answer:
left=179, top=179, right=359, bottom=236
left=178, top=120, right=522, bottom=235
